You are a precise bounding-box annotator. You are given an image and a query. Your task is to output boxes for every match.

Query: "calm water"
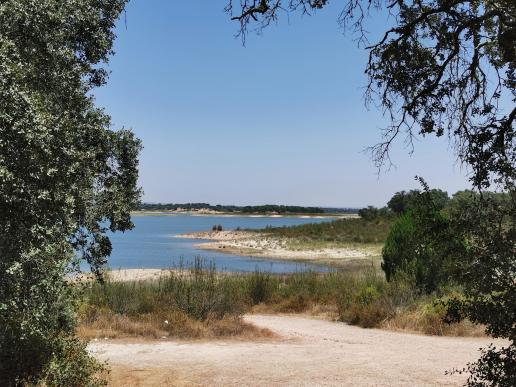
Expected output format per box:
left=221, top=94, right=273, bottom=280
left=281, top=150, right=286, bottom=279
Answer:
left=106, top=215, right=334, bottom=273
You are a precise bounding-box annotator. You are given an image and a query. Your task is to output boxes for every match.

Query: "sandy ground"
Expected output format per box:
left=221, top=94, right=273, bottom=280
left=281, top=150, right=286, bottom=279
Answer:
left=70, top=269, right=174, bottom=283
left=90, top=314, right=500, bottom=386
left=106, top=269, right=173, bottom=282
left=178, top=230, right=378, bottom=262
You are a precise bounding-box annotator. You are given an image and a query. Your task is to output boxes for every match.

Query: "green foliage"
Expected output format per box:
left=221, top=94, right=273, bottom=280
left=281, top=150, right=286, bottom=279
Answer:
left=387, top=189, right=449, bottom=215
left=246, top=270, right=274, bottom=305
left=0, top=0, right=137, bottom=384
left=453, top=345, right=516, bottom=386
left=358, top=205, right=393, bottom=220
left=91, top=259, right=247, bottom=321
left=445, top=191, right=516, bottom=385
left=381, top=213, right=416, bottom=281
left=337, top=270, right=392, bottom=328
left=39, top=337, right=108, bottom=387
left=382, top=180, right=465, bottom=293
left=262, top=217, right=392, bottom=244
left=384, top=184, right=516, bottom=383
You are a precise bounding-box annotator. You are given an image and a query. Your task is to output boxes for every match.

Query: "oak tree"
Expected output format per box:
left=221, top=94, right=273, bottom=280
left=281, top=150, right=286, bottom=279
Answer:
left=0, top=0, right=139, bottom=384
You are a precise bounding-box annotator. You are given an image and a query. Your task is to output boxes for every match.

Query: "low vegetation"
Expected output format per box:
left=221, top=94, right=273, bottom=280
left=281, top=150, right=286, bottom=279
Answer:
left=260, top=217, right=392, bottom=246
left=78, top=260, right=482, bottom=340
left=79, top=262, right=271, bottom=340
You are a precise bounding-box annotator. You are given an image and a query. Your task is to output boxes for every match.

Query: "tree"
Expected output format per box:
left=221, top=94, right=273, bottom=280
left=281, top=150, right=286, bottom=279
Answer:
left=387, top=189, right=449, bottom=214
left=358, top=206, right=380, bottom=220
left=358, top=205, right=392, bottom=220
left=381, top=213, right=417, bottom=280
left=226, top=1, right=515, bottom=383
left=0, top=0, right=139, bottom=384
left=382, top=181, right=463, bottom=292
left=387, top=190, right=413, bottom=215
left=445, top=190, right=516, bottom=384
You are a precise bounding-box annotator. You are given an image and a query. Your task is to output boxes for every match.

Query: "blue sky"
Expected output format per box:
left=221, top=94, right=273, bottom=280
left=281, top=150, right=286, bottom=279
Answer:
left=94, top=1, right=471, bottom=208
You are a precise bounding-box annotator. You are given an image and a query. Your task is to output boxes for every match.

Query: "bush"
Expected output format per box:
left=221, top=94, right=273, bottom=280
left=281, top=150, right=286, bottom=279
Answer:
left=358, top=206, right=393, bottom=220
left=246, top=271, right=274, bottom=305
left=382, top=214, right=416, bottom=282
left=381, top=183, right=465, bottom=293
left=39, top=337, right=107, bottom=386
left=0, top=257, right=105, bottom=385
left=337, top=271, right=393, bottom=328
left=387, top=189, right=449, bottom=215
left=444, top=191, right=516, bottom=385
left=457, top=345, right=516, bottom=386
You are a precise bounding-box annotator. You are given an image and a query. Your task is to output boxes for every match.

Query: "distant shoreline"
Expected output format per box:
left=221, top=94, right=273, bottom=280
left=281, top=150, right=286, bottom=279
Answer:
left=131, top=210, right=358, bottom=219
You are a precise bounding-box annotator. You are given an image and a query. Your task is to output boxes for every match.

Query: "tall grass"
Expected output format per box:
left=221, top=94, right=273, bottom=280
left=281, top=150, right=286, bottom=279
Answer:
left=79, top=259, right=482, bottom=339
left=79, top=259, right=259, bottom=339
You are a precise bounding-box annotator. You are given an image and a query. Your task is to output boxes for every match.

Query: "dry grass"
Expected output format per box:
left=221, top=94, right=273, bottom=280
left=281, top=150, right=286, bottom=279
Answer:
left=107, top=366, right=182, bottom=387
left=381, top=307, right=485, bottom=337
left=77, top=308, right=274, bottom=341
left=251, top=298, right=337, bottom=315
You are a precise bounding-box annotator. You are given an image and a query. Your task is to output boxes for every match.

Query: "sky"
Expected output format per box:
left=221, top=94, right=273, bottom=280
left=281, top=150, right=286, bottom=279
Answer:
left=94, top=1, right=472, bottom=208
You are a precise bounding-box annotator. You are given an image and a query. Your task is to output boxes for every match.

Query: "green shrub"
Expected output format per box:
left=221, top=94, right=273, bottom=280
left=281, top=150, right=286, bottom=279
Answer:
left=88, top=259, right=247, bottom=322
left=381, top=185, right=466, bottom=293
left=246, top=271, right=274, bottom=305
left=164, top=267, right=245, bottom=320
left=336, top=270, right=394, bottom=328
left=39, top=337, right=107, bottom=386
left=382, top=214, right=416, bottom=282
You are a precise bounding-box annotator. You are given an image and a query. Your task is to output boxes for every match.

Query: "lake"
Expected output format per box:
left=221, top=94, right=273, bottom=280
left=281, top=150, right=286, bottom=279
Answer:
left=106, top=214, right=335, bottom=273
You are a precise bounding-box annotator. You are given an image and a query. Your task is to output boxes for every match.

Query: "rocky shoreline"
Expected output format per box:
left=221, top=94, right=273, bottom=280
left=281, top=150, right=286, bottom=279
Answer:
left=177, top=230, right=378, bottom=263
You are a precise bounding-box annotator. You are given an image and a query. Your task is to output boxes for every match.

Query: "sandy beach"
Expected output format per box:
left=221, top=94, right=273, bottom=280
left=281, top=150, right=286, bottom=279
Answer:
left=105, top=269, right=173, bottom=282
left=71, top=269, right=174, bottom=283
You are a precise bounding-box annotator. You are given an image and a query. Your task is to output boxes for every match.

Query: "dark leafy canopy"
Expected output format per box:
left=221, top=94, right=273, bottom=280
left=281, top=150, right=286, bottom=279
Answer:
left=382, top=181, right=464, bottom=292
left=445, top=190, right=516, bottom=384
left=227, top=0, right=515, bottom=190
left=387, top=189, right=448, bottom=214
left=139, top=202, right=327, bottom=214
left=357, top=205, right=392, bottom=220
left=0, top=0, right=139, bottom=384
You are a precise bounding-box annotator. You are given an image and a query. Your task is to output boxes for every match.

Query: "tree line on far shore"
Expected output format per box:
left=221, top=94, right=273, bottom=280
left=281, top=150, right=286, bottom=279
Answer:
left=139, top=202, right=358, bottom=214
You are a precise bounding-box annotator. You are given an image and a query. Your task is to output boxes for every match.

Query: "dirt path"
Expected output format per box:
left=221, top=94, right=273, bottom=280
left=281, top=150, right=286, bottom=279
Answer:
left=89, top=314, right=499, bottom=386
